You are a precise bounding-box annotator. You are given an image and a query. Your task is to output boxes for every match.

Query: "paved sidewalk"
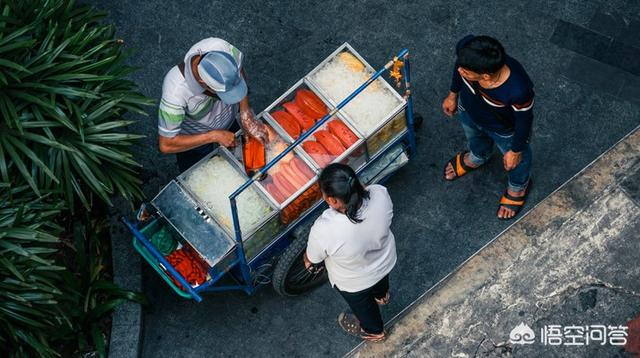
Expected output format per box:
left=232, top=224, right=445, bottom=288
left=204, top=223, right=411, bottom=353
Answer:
left=350, top=126, right=640, bottom=357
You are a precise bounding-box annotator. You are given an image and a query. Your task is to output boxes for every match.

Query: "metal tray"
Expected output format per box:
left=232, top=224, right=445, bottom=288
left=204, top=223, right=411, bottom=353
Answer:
left=262, top=79, right=368, bottom=172
left=151, top=180, right=234, bottom=266
left=176, top=147, right=279, bottom=241
left=305, top=43, right=407, bottom=144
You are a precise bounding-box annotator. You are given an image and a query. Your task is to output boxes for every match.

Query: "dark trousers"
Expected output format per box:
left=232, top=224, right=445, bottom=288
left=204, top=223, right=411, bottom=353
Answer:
left=176, top=143, right=215, bottom=173
left=175, top=121, right=240, bottom=173
left=336, top=275, right=389, bottom=334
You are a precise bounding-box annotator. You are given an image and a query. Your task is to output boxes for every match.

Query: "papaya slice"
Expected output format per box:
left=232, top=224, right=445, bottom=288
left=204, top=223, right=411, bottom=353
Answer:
left=295, top=89, right=328, bottom=119
left=327, top=119, right=358, bottom=148
left=302, top=141, right=333, bottom=168
left=271, top=110, right=301, bottom=140
left=314, top=130, right=346, bottom=156
left=283, top=101, right=315, bottom=131
left=242, top=136, right=265, bottom=174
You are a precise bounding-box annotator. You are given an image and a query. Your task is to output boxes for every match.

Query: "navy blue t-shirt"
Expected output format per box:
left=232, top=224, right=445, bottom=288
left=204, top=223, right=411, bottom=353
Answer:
left=450, top=38, right=535, bottom=152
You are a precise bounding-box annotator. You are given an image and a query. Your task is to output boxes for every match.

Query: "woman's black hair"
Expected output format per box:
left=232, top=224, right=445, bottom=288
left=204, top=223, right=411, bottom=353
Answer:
left=319, top=163, right=369, bottom=223
left=456, top=35, right=506, bottom=74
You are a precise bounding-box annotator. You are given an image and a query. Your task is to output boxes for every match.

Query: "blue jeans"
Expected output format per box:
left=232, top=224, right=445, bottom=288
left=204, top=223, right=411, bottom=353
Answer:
left=457, top=108, right=532, bottom=192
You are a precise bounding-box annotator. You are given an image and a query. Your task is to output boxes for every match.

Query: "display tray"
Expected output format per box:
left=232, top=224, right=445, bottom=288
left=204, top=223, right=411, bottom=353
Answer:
left=263, top=79, right=333, bottom=142
left=177, top=147, right=279, bottom=240
left=305, top=43, right=407, bottom=148
left=151, top=180, right=233, bottom=266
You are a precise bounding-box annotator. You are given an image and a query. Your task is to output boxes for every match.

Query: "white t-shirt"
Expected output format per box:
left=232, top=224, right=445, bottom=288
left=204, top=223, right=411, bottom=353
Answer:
left=306, top=184, right=397, bottom=292
left=158, top=38, right=243, bottom=138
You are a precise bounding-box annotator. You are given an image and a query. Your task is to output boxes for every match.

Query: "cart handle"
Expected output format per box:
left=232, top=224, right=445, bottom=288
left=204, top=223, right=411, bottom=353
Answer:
left=120, top=217, right=203, bottom=302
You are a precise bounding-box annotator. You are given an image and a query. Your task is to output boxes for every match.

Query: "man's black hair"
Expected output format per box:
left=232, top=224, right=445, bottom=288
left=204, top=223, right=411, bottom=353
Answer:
left=456, top=35, right=506, bottom=74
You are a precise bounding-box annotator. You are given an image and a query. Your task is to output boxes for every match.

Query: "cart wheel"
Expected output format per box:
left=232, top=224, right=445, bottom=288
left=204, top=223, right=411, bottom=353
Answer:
left=272, top=236, right=327, bottom=296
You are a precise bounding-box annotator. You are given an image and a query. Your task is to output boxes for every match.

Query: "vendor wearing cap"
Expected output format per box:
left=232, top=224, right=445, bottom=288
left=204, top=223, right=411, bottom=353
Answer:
left=158, top=38, right=267, bottom=172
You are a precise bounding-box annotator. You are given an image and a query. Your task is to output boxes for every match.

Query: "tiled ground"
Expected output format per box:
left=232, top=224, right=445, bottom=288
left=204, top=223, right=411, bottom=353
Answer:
left=97, top=0, right=640, bottom=356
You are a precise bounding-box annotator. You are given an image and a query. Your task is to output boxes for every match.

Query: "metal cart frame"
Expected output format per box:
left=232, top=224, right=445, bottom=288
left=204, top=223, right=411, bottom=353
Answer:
left=122, top=47, right=417, bottom=302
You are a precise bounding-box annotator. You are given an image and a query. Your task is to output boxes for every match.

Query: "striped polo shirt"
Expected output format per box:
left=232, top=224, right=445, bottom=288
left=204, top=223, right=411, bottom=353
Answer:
left=158, top=38, right=243, bottom=137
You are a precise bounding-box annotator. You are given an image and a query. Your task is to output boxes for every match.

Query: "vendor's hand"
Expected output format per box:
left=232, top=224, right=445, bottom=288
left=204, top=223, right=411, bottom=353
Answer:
left=210, top=130, right=237, bottom=148
left=442, top=92, right=458, bottom=117
left=503, top=150, right=522, bottom=171
left=240, top=108, right=269, bottom=144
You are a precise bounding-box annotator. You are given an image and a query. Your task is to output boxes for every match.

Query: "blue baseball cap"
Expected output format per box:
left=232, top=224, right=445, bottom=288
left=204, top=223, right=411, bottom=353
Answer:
left=197, top=51, right=247, bottom=104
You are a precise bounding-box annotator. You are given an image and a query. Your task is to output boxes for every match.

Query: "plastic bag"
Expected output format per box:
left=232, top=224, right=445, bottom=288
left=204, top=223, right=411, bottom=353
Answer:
left=240, top=108, right=268, bottom=144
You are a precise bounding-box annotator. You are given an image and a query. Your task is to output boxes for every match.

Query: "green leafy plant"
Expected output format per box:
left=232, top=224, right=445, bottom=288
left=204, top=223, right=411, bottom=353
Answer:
left=0, top=0, right=154, bottom=209
left=0, top=185, right=68, bottom=357
left=55, top=215, right=147, bottom=357
left=0, top=0, right=153, bottom=356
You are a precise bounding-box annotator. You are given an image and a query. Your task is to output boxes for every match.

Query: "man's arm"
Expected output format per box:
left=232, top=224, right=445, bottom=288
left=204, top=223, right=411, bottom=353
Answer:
left=158, top=130, right=236, bottom=154
left=510, top=99, right=534, bottom=153
left=443, top=62, right=463, bottom=117
left=504, top=91, right=535, bottom=171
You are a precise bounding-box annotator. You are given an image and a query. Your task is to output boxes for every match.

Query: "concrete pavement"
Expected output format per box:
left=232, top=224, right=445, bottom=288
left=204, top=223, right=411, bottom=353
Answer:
left=351, top=126, right=640, bottom=357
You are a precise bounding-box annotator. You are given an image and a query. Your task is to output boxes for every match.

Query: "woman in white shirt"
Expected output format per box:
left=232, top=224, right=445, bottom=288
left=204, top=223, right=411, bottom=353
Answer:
left=304, top=163, right=397, bottom=342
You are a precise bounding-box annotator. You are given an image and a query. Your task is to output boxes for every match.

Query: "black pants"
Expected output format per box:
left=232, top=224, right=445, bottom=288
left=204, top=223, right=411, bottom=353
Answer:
left=336, top=275, right=389, bottom=334
left=176, top=143, right=215, bottom=173
left=175, top=121, right=240, bottom=173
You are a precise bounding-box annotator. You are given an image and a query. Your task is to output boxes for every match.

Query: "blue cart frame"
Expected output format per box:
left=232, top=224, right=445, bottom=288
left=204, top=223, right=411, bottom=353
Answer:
left=122, top=48, right=417, bottom=302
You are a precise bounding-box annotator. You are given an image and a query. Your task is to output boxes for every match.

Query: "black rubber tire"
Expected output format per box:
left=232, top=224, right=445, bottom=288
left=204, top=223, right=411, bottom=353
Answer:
left=272, top=236, right=328, bottom=296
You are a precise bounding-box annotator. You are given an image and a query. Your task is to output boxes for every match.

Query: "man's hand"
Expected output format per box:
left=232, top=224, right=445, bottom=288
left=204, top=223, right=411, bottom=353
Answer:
left=211, top=130, right=237, bottom=148
left=503, top=150, right=522, bottom=171
left=442, top=91, right=458, bottom=117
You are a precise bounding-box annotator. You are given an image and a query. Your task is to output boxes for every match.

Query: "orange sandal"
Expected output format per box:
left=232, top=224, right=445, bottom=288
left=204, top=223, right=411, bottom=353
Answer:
left=497, top=181, right=532, bottom=220
left=444, top=151, right=479, bottom=181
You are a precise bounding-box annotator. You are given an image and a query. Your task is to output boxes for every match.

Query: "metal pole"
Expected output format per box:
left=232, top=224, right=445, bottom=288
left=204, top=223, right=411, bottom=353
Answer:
left=229, top=197, right=255, bottom=295
left=121, top=217, right=203, bottom=302
left=401, top=52, right=418, bottom=158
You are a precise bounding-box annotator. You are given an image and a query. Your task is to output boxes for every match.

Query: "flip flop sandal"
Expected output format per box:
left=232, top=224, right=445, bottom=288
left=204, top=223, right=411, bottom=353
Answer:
left=337, top=311, right=386, bottom=342
left=444, top=150, right=479, bottom=181
left=375, top=292, right=390, bottom=306
left=497, top=181, right=532, bottom=220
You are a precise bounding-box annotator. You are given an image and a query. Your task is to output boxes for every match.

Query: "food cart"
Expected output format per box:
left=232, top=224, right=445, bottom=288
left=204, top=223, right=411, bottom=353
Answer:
left=122, top=43, right=419, bottom=301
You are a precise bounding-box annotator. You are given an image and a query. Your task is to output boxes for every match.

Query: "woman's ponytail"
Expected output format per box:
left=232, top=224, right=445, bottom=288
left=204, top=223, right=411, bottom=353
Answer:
left=319, top=164, right=369, bottom=223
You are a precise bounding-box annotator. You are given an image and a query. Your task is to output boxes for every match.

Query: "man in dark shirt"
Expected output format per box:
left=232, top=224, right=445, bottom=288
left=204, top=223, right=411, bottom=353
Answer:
left=442, top=35, right=534, bottom=220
